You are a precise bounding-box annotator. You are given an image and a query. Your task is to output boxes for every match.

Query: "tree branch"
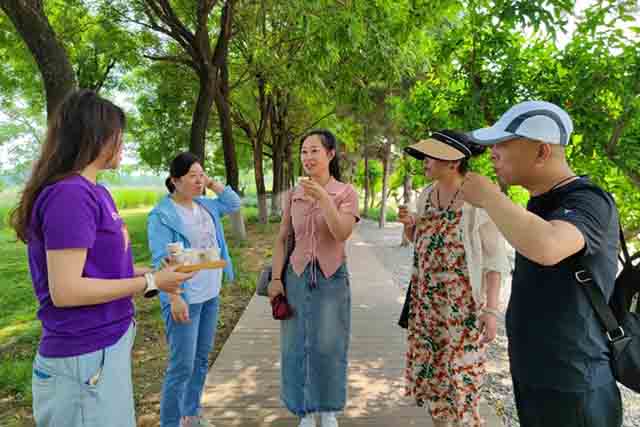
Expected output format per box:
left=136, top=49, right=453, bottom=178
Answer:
left=93, top=58, right=117, bottom=94
left=143, top=54, right=197, bottom=69
left=141, top=0, right=199, bottom=62
left=292, top=110, right=336, bottom=139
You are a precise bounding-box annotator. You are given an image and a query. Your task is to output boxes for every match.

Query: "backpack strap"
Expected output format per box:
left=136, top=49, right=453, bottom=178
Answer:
left=560, top=179, right=627, bottom=342
left=619, top=224, right=631, bottom=265
left=573, top=263, right=625, bottom=342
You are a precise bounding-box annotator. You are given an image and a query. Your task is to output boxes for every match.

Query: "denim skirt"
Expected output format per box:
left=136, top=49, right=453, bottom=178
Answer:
left=280, top=262, right=351, bottom=417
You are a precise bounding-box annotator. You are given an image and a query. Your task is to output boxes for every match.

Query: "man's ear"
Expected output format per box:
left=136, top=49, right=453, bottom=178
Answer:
left=536, top=143, right=553, bottom=163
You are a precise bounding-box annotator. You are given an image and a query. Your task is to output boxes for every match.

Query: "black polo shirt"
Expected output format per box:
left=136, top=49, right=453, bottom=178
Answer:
left=506, top=177, right=619, bottom=391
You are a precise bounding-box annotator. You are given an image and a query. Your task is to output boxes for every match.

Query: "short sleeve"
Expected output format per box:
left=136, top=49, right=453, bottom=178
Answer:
left=337, top=185, right=360, bottom=222
left=547, top=188, right=615, bottom=257
left=478, top=209, right=510, bottom=274
left=41, top=184, right=98, bottom=250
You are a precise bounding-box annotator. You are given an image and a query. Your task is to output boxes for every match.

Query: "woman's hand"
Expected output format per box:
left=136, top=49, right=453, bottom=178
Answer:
left=300, top=179, right=330, bottom=206
left=479, top=311, right=498, bottom=345
left=154, top=265, right=195, bottom=295
left=398, top=211, right=416, bottom=227
left=205, top=175, right=225, bottom=194
left=170, top=295, right=190, bottom=323
left=267, top=279, right=285, bottom=303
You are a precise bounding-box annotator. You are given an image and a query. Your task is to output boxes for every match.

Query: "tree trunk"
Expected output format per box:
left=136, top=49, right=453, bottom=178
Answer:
left=403, top=168, right=412, bottom=205
left=0, top=0, right=77, bottom=118
left=379, top=141, right=391, bottom=228
left=190, top=72, right=216, bottom=162
left=286, top=139, right=295, bottom=186
left=214, top=53, right=239, bottom=192
left=400, top=158, right=413, bottom=246
left=363, top=147, right=370, bottom=219
left=214, top=3, right=245, bottom=239
left=270, top=90, right=290, bottom=217
left=254, top=140, right=268, bottom=224
left=369, top=186, right=376, bottom=213
left=271, top=147, right=284, bottom=217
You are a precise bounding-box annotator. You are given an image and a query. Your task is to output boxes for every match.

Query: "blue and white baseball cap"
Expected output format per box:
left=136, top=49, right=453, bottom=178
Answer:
left=468, top=101, right=574, bottom=146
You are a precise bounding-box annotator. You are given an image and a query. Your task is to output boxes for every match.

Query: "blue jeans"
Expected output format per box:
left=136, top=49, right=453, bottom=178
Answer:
left=160, top=297, right=220, bottom=427
left=281, top=263, right=351, bottom=417
left=32, top=321, right=136, bottom=427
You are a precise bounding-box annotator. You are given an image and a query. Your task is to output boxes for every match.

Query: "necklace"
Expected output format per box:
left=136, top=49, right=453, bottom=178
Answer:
left=435, top=185, right=462, bottom=212
left=548, top=175, right=578, bottom=193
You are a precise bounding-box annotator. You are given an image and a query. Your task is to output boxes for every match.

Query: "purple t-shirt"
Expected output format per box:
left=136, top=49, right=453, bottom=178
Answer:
left=28, top=175, right=134, bottom=357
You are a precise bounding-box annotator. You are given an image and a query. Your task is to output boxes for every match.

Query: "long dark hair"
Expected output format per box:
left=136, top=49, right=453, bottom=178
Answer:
left=165, top=152, right=201, bottom=193
left=11, top=89, right=126, bottom=242
left=299, top=129, right=342, bottom=181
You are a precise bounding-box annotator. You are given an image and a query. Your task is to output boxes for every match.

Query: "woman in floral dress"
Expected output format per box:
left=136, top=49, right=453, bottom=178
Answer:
left=399, top=130, right=510, bottom=427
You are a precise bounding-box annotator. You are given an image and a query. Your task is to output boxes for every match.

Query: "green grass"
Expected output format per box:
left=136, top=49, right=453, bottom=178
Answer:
left=109, top=187, right=165, bottom=210
left=0, top=189, right=19, bottom=230
left=0, top=226, right=41, bottom=410
left=0, top=187, right=167, bottom=230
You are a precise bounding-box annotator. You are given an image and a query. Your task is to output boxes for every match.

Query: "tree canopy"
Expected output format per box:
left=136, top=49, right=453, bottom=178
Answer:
left=1, top=0, right=639, bottom=238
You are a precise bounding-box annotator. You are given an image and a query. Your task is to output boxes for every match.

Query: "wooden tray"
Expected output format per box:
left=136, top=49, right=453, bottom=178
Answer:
left=176, top=260, right=226, bottom=273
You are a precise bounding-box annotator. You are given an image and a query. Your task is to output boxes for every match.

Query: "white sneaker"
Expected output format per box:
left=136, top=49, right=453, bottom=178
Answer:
left=320, top=412, right=338, bottom=427
left=299, top=413, right=316, bottom=427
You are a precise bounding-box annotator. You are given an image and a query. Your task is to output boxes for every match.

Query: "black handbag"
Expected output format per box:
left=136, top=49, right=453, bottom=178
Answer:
left=398, top=283, right=412, bottom=329
left=256, top=196, right=295, bottom=297
left=574, top=226, right=640, bottom=392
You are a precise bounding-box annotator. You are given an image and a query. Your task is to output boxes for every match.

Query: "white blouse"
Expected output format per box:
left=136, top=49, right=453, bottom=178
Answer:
left=413, top=185, right=511, bottom=306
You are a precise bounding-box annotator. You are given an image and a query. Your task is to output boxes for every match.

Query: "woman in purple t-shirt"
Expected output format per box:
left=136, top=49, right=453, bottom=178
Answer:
left=10, top=90, right=194, bottom=427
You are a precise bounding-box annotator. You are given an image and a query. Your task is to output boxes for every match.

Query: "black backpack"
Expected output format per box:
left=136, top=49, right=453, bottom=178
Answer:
left=609, top=228, right=640, bottom=321
left=573, top=201, right=640, bottom=392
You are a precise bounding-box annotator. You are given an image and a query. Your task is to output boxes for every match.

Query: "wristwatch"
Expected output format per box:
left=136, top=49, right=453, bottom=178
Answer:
left=143, top=272, right=159, bottom=298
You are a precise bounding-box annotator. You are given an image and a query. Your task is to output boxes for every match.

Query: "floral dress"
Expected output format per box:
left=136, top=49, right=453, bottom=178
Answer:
left=405, top=193, right=486, bottom=426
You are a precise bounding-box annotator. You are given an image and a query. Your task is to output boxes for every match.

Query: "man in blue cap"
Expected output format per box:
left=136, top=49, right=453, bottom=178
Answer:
left=459, top=101, right=622, bottom=426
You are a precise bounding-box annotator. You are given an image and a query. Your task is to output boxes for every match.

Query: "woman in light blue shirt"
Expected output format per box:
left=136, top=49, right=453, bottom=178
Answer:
left=148, top=152, right=241, bottom=427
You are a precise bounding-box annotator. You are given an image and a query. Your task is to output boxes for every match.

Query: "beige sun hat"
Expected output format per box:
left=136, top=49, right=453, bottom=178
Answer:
left=404, top=130, right=473, bottom=161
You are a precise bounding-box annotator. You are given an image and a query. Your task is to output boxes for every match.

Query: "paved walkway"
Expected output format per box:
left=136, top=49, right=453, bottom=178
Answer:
left=201, top=227, right=502, bottom=426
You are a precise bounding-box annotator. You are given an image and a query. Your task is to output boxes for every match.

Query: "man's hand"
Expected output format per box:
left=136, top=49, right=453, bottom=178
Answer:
left=460, top=173, right=501, bottom=208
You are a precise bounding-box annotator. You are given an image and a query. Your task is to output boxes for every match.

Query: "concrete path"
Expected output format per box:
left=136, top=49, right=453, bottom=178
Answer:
left=201, top=227, right=502, bottom=426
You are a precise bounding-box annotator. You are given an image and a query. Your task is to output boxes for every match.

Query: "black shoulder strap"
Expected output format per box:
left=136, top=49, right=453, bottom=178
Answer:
left=565, top=180, right=627, bottom=341
left=574, top=265, right=624, bottom=341
left=619, top=224, right=630, bottom=264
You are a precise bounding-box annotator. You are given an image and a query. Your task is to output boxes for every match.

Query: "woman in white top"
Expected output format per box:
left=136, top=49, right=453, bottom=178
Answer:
left=147, top=152, right=241, bottom=427
left=399, top=130, right=510, bottom=427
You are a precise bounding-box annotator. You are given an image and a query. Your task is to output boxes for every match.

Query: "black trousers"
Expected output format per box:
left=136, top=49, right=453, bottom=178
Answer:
left=513, top=381, right=623, bottom=427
